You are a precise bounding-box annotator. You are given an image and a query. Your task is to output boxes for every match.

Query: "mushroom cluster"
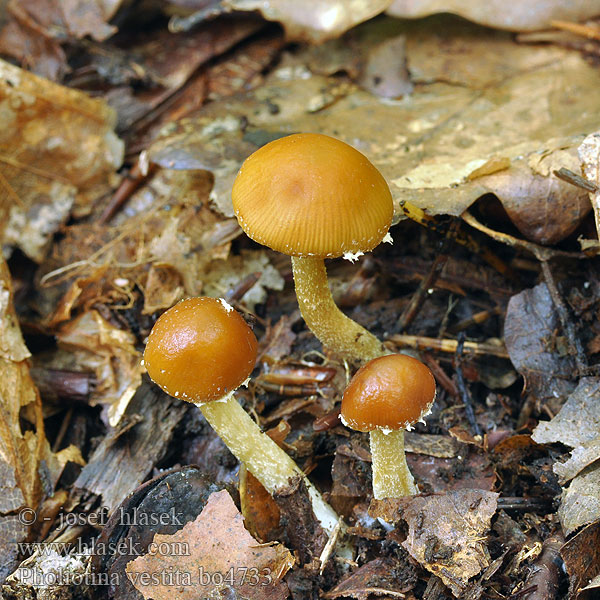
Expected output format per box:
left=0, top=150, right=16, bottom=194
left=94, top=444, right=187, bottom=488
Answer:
left=232, top=133, right=437, bottom=499
left=143, top=296, right=339, bottom=533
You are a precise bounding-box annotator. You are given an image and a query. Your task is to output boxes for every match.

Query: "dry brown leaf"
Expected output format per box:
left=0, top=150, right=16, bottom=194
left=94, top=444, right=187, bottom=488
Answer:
left=44, top=266, right=112, bottom=329
left=532, top=378, right=600, bottom=537
left=37, top=168, right=237, bottom=323
left=0, top=261, right=83, bottom=583
left=324, top=556, right=415, bottom=599
left=148, top=17, right=600, bottom=241
left=143, top=264, right=186, bottom=315
left=223, top=0, right=392, bottom=43
left=260, top=315, right=297, bottom=364
left=477, top=147, right=590, bottom=245
left=0, top=13, right=67, bottom=81
left=579, top=131, right=600, bottom=241
left=387, top=0, right=600, bottom=31
left=331, top=443, right=371, bottom=501
left=132, top=18, right=262, bottom=90
left=206, top=32, right=286, bottom=102
left=149, top=115, right=256, bottom=217
left=559, top=465, right=600, bottom=537
left=0, top=0, right=120, bottom=79
left=405, top=433, right=462, bottom=458
left=126, top=489, right=293, bottom=600
left=401, top=490, right=499, bottom=596
left=121, top=22, right=281, bottom=149
left=0, top=59, right=123, bottom=262
left=532, top=378, right=600, bottom=448
left=505, top=283, right=577, bottom=402
left=0, top=0, right=122, bottom=79
left=239, top=465, right=282, bottom=542
left=5, top=550, right=92, bottom=598
left=561, top=521, right=600, bottom=600
left=116, top=169, right=238, bottom=295
left=55, top=0, right=119, bottom=39
left=55, top=310, right=143, bottom=426
left=407, top=451, right=496, bottom=493
left=203, top=250, right=284, bottom=311
left=554, top=439, right=600, bottom=484
left=43, top=441, right=85, bottom=487
left=0, top=258, right=45, bottom=581
left=580, top=572, right=600, bottom=599
left=357, top=34, right=413, bottom=99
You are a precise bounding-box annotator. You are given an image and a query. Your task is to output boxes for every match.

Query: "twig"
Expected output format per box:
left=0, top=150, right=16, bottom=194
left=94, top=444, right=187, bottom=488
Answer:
left=553, top=167, right=599, bottom=192
left=516, top=394, right=537, bottom=430
left=397, top=221, right=458, bottom=331
left=401, top=201, right=521, bottom=281
left=423, top=575, right=447, bottom=600
left=98, top=158, right=156, bottom=224
left=313, top=408, right=343, bottom=432
left=422, top=352, right=459, bottom=399
left=511, top=586, right=538, bottom=599
left=454, top=333, right=482, bottom=437
left=325, top=587, right=404, bottom=599
left=52, top=407, right=73, bottom=453
left=550, top=20, right=600, bottom=41
left=169, top=4, right=230, bottom=33
left=385, top=334, right=509, bottom=358
left=390, top=257, right=516, bottom=298
left=319, top=517, right=344, bottom=574
left=497, top=497, right=554, bottom=513
left=438, top=295, right=459, bottom=339
left=518, top=532, right=564, bottom=600
left=224, top=271, right=262, bottom=303
left=449, top=306, right=502, bottom=334
left=461, top=210, right=598, bottom=261
left=539, top=260, right=588, bottom=374
left=30, top=367, right=94, bottom=404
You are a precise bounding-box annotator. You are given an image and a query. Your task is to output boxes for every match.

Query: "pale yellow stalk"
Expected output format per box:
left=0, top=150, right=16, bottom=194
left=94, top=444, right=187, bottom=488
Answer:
left=291, top=256, right=419, bottom=501
left=199, top=395, right=339, bottom=534
left=369, top=429, right=418, bottom=499
left=291, top=256, right=386, bottom=363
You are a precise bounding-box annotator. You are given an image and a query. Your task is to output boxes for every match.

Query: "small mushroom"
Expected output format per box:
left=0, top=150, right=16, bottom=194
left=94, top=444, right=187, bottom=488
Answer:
left=340, top=354, right=436, bottom=499
left=143, top=296, right=339, bottom=533
left=232, top=133, right=393, bottom=363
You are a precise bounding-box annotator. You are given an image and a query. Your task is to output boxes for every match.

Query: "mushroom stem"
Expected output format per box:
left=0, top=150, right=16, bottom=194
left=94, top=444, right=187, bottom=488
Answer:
left=292, top=256, right=386, bottom=363
left=199, top=394, right=340, bottom=534
left=369, top=429, right=418, bottom=499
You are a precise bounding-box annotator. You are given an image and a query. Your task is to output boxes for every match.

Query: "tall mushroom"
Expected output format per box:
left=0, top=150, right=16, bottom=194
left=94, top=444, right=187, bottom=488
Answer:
left=143, top=296, right=339, bottom=533
left=232, top=133, right=393, bottom=364
left=340, top=354, right=436, bottom=499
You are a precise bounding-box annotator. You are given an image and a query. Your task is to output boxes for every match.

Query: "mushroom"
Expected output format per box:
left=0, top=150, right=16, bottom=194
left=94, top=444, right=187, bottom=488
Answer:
left=340, top=354, right=436, bottom=499
left=232, top=133, right=393, bottom=364
left=143, top=296, right=339, bottom=533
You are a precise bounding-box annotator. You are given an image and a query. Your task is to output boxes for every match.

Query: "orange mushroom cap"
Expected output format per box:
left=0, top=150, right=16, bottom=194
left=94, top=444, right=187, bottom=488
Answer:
left=143, top=297, right=258, bottom=403
left=232, top=133, right=393, bottom=258
left=341, top=354, right=436, bottom=432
